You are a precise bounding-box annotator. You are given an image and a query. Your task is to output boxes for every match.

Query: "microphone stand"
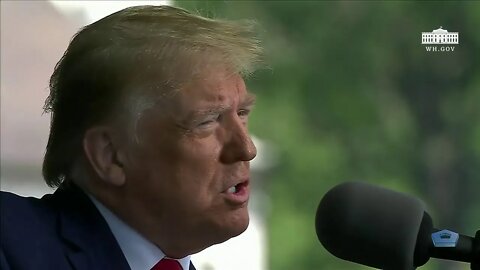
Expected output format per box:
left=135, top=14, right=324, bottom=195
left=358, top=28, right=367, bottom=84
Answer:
left=428, top=228, right=480, bottom=270
left=472, top=230, right=480, bottom=270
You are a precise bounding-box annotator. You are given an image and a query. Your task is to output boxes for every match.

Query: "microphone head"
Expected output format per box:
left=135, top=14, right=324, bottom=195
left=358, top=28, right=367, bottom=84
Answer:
left=315, top=182, right=426, bottom=270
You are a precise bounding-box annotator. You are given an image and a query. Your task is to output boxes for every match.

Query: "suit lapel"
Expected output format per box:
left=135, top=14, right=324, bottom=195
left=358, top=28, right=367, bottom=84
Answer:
left=51, top=183, right=131, bottom=270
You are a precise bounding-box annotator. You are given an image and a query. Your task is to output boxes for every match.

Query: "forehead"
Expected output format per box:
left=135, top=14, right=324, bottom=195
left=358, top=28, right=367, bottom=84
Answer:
left=130, top=66, right=254, bottom=138
left=174, top=67, right=250, bottom=108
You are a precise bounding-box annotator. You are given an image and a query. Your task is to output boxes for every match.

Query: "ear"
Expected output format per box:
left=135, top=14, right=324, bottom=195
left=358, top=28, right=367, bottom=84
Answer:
left=83, top=127, right=127, bottom=187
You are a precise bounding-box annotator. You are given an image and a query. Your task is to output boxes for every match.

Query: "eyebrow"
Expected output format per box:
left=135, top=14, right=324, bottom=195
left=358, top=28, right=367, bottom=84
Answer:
left=241, top=93, right=257, bottom=108
left=191, top=93, right=257, bottom=118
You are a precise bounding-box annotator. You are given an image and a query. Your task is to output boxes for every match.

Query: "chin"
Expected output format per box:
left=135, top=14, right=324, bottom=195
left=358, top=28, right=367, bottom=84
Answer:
left=187, top=209, right=249, bottom=255
left=223, top=207, right=250, bottom=239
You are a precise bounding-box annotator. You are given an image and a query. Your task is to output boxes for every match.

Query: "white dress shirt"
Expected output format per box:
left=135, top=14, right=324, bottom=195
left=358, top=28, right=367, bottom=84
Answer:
left=89, top=195, right=191, bottom=270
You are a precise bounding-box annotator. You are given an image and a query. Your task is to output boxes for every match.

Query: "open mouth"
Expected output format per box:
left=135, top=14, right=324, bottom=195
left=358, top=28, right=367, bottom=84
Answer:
left=226, top=181, right=248, bottom=194
left=222, top=179, right=250, bottom=205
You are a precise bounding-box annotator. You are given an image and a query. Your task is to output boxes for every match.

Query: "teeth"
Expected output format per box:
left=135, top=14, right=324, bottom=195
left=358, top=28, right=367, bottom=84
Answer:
left=227, top=186, right=236, bottom=194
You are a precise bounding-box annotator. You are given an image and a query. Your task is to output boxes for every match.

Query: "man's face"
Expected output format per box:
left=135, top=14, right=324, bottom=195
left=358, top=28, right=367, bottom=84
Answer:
left=121, top=66, right=257, bottom=255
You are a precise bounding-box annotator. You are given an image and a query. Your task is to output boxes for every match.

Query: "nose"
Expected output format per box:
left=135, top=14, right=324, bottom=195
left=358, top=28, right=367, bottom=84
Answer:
left=220, top=117, right=257, bottom=164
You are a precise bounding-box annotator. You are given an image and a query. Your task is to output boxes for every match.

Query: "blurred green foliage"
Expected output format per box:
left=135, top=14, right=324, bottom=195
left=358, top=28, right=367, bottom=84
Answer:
left=176, top=1, right=480, bottom=270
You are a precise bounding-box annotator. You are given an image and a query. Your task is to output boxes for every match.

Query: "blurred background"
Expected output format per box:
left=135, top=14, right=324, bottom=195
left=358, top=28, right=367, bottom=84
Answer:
left=1, top=1, right=479, bottom=270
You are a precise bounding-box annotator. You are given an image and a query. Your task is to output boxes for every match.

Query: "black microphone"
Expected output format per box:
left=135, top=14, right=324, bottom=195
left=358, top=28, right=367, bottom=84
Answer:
left=315, top=181, right=480, bottom=270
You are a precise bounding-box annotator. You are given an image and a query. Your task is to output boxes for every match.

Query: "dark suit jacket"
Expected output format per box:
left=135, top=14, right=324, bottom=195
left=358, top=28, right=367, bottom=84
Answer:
left=0, top=184, right=196, bottom=270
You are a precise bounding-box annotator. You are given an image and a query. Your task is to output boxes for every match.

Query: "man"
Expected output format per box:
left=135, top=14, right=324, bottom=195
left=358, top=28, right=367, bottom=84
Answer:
left=1, top=5, right=263, bottom=270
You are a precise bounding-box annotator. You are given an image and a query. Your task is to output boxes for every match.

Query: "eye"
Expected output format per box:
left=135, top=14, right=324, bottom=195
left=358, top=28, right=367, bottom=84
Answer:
left=199, top=119, right=215, bottom=126
left=238, top=109, right=251, bottom=118
left=197, top=115, right=221, bottom=128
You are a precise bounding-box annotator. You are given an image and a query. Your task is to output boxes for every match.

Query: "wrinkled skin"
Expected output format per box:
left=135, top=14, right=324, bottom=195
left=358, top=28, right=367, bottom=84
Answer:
left=113, top=67, right=257, bottom=258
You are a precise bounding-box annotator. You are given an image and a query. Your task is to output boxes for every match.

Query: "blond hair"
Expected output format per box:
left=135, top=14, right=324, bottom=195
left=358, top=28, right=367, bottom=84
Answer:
left=43, top=5, right=263, bottom=187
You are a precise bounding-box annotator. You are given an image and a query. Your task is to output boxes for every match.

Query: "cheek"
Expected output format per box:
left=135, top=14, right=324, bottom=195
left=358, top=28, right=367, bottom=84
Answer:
left=131, top=117, right=226, bottom=200
left=174, top=136, right=223, bottom=191
left=147, top=134, right=224, bottom=198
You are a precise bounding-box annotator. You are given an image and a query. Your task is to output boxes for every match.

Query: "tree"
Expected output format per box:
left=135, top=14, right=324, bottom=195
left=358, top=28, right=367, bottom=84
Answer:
left=176, top=2, right=480, bottom=269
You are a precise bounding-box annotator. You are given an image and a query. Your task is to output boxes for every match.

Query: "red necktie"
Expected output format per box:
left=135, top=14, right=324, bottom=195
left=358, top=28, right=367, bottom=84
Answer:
left=151, top=258, right=183, bottom=270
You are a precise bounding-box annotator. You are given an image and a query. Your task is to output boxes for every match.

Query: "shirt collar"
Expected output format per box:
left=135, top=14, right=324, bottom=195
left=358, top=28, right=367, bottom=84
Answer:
left=88, top=195, right=191, bottom=270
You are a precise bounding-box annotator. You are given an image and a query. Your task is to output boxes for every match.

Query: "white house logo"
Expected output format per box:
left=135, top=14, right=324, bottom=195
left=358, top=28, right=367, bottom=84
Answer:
left=421, top=26, right=459, bottom=52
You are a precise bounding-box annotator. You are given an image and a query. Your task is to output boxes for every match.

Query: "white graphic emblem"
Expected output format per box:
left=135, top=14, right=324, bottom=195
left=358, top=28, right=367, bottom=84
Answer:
left=422, top=26, right=459, bottom=45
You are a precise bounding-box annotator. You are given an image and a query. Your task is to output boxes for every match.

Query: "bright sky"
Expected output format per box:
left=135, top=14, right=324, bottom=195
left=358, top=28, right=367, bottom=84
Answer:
left=49, top=0, right=171, bottom=24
